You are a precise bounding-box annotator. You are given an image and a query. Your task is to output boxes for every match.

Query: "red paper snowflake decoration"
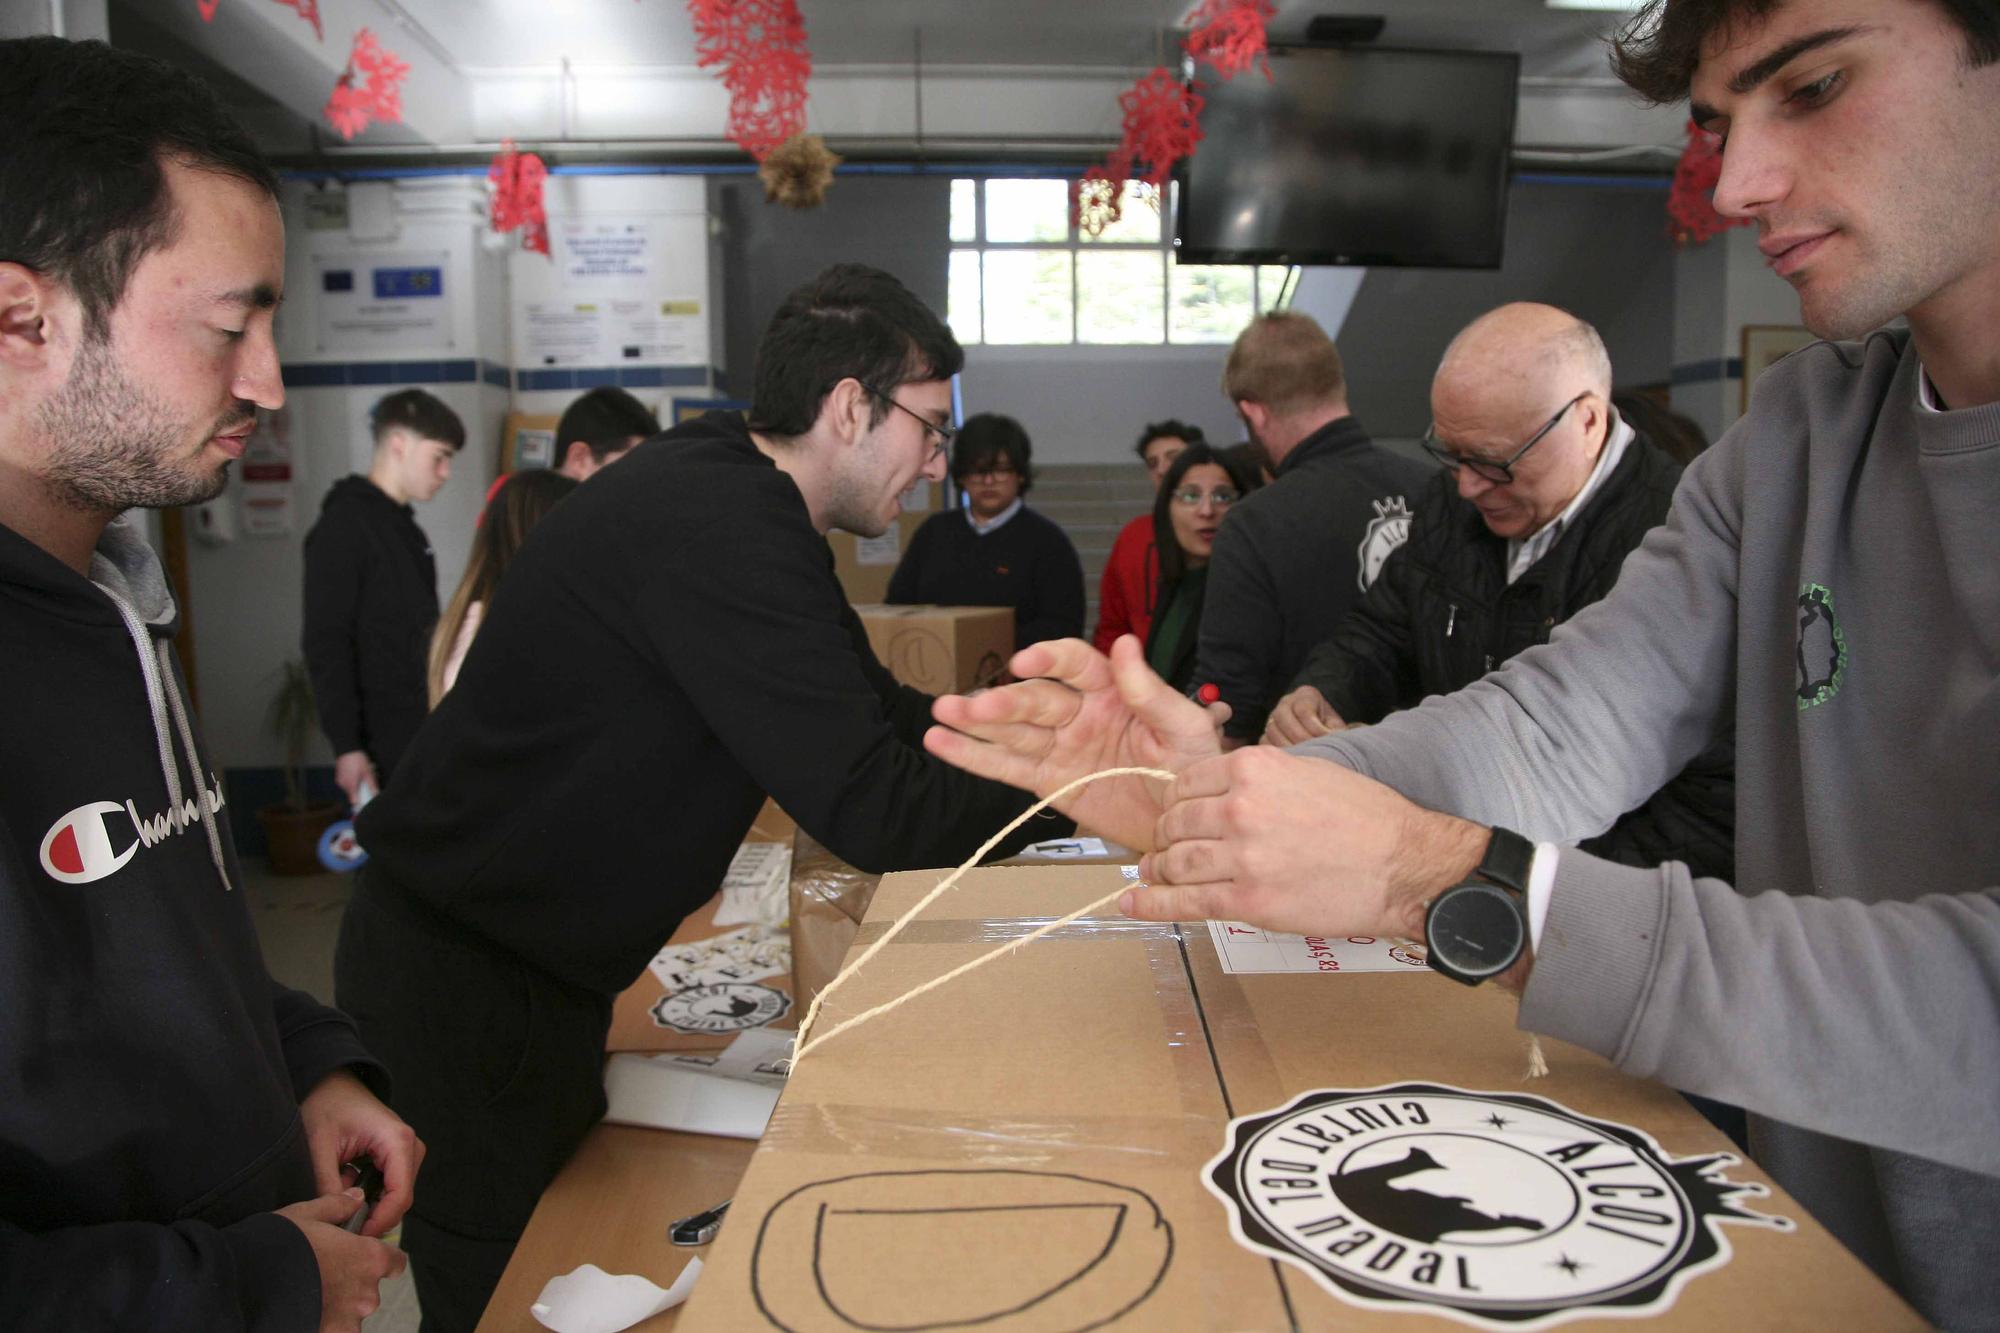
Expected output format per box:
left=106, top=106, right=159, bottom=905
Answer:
left=489, top=140, right=551, bottom=256
left=195, top=0, right=322, bottom=39
left=1667, top=118, right=1750, bottom=246
left=1120, top=67, right=1205, bottom=189
left=687, top=0, right=813, bottom=161
left=1185, top=0, right=1276, bottom=80
left=322, top=28, right=410, bottom=142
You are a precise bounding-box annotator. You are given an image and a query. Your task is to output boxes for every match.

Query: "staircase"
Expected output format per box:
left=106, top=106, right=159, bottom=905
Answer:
left=1028, top=463, right=1158, bottom=640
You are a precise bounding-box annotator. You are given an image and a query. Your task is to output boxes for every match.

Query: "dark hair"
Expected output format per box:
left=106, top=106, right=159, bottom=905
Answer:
left=0, top=37, right=278, bottom=342
left=1152, top=443, right=1259, bottom=586
left=952, top=413, right=1034, bottom=496
left=1133, top=419, right=1207, bottom=462
left=427, top=469, right=578, bottom=705
left=371, top=388, right=467, bottom=451
left=747, top=263, right=964, bottom=438
left=1612, top=0, right=2000, bottom=103
left=556, top=386, right=660, bottom=468
left=1220, top=440, right=1272, bottom=492
left=1612, top=390, right=1711, bottom=467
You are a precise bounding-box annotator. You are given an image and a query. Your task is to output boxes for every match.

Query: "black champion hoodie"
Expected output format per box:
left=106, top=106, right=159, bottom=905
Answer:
left=301, top=474, right=438, bottom=780
left=1, top=513, right=385, bottom=1331
left=358, top=412, right=1070, bottom=994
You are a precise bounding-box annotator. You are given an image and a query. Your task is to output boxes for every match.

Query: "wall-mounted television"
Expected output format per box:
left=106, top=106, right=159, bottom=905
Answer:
left=1174, top=45, right=1521, bottom=270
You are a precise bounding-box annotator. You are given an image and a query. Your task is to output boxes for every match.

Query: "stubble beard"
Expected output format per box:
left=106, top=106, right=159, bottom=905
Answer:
left=38, top=335, right=243, bottom=513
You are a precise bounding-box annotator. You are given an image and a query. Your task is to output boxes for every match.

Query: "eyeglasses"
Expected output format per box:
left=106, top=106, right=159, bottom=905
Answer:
left=1172, top=486, right=1238, bottom=508
left=860, top=382, right=957, bottom=463
left=1420, top=392, right=1590, bottom=484
left=962, top=465, right=1020, bottom=482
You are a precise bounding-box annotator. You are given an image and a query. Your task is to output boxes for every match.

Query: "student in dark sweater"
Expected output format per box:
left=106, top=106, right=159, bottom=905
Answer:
left=301, top=388, right=465, bottom=803
left=337, top=265, right=1070, bottom=1332
left=886, top=413, right=1085, bottom=649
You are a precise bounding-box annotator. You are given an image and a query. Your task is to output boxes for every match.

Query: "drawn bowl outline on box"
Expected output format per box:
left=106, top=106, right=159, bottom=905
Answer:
left=751, top=1169, right=1173, bottom=1331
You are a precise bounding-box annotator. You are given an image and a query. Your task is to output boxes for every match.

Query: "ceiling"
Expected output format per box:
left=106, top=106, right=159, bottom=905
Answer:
left=108, top=0, right=1671, bottom=161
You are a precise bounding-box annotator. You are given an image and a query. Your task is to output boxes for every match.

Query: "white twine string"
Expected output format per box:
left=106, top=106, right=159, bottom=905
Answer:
left=784, top=762, right=1550, bottom=1083
left=789, top=766, right=1175, bottom=1064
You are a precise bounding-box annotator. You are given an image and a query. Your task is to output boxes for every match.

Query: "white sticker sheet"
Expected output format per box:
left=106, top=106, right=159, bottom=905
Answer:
left=712, top=841, right=792, bottom=927
left=646, top=924, right=791, bottom=993
left=1206, top=920, right=1428, bottom=974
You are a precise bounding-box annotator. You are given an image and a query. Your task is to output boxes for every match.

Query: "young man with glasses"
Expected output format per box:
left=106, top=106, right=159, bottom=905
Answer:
left=925, top=1, right=2000, bottom=1321
left=1197, top=311, right=1431, bottom=747
left=335, top=264, right=1069, bottom=1331
left=886, top=412, right=1086, bottom=650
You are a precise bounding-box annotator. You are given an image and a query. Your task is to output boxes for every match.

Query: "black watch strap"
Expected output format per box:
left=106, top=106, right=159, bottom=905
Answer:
left=1476, top=826, right=1535, bottom=895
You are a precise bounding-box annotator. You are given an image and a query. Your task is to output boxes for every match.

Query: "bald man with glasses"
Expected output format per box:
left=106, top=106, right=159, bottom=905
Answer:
left=1266, top=303, right=1736, bottom=892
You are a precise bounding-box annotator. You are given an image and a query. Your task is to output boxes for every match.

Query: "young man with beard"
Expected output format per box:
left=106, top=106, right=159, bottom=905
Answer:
left=0, top=37, right=419, bottom=1333
left=337, top=264, right=1069, bottom=1331
left=924, top=1, right=2000, bottom=1323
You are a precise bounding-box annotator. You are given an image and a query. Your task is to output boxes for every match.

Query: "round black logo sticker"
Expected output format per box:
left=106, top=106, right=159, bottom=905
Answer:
left=651, top=982, right=792, bottom=1034
left=1207, top=1083, right=1789, bottom=1328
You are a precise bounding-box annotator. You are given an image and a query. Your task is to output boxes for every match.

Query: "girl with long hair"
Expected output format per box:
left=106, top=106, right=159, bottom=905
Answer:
left=426, top=469, right=578, bottom=705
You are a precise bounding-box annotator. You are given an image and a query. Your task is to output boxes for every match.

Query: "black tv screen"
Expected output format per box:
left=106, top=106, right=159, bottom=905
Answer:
left=1175, top=45, right=1520, bottom=269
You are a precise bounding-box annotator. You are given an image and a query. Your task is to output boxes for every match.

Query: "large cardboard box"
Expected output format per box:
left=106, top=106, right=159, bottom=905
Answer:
left=854, top=604, right=1013, bottom=695
left=606, top=800, right=799, bottom=1053
left=681, top=864, right=1919, bottom=1331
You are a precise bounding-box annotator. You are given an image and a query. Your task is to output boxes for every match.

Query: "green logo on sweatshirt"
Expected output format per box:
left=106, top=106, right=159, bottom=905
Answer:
left=1796, top=583, right=1845, bottom=709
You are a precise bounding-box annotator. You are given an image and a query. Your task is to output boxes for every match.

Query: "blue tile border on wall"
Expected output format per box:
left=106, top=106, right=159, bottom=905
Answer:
left=515, top=365, right=710, bottom=392
left=282, top=360, right=713, bottom=394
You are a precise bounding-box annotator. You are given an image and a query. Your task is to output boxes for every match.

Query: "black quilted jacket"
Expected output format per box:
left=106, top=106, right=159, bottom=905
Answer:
left=1293, top=433, right=1736, bottom=882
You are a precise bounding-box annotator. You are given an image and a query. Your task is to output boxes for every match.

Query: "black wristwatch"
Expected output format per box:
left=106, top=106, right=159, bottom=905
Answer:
left=1424, top=827, right=1536, bottom=986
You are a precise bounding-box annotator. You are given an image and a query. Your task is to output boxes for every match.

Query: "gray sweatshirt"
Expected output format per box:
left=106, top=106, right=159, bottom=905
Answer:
left=1301, top=330, right=2000, bottom=1329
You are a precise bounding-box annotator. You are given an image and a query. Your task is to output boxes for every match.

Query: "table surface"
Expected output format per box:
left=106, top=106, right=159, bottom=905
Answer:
left=475, top=1123, right=756, bottom=1333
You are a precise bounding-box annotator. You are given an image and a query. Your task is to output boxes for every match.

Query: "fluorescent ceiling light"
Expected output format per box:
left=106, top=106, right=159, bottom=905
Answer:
left=1545, top=0, right=1644, bottom=10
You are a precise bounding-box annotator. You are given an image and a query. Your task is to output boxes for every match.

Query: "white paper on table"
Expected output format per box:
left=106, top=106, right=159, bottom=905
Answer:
left=531, top=1258, right=701, bottom=1333
left=646, top=924, right=791, bottom=992
left=1206, top=919, right=1429, bottom=974
left=657, top=1028, right=795, bottom=1088
left=1016, top=836, right=1111, bottom=859
left=711, top=841, right=792, bottom=927
left=603, top=1043, right=785, bottom=1139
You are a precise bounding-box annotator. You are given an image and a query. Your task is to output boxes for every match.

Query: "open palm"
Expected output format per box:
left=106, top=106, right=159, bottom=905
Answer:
left=925, top=636, right=1222, bottom=849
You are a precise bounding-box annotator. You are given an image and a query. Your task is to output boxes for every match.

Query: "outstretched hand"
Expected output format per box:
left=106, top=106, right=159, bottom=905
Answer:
left=925, top=635, right=1224, bottom=850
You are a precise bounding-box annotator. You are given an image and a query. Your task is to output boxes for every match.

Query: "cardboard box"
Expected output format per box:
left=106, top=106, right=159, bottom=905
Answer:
left=680, top=864, right=1920, bottom=1331
left=499, top=411, right=559, bottom=472
left=854, top=604, right=1013, bottom=695
left=826, top=511, right=931, bottom=604
left=606, top=800, right=799, bottom=1053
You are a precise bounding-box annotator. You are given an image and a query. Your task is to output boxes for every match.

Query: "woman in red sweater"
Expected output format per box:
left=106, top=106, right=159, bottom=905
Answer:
left=1093, top=420, right=1204, bottom=651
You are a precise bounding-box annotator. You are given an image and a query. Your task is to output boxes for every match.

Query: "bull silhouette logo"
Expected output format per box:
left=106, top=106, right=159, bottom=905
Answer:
left=1206, top=1083, right=1790, bottom=1328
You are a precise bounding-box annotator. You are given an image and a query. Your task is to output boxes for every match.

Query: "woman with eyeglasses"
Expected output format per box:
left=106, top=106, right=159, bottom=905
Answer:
left=886, top=413, right=1085, bottom=650
left=1141, top=443, right=1260, bottom=694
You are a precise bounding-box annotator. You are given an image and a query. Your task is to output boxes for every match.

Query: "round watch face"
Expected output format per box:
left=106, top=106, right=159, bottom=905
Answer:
left=1427, top=882, right=1525, bottom=979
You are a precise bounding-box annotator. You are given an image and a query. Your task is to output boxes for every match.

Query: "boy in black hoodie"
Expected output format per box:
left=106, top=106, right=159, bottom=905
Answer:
left=339, top=264, right=1072, bottom=1330
left=303, top=388, right=465, bottom=805
left=0, top=38, right=419, bottom=1332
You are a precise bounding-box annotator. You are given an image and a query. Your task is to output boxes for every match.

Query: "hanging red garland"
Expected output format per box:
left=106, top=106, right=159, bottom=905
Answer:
left=1667, top=118, right=1749, bottom=246
left=322, top=28, right=410, bottom=141
left=194, top=0, right=323, bottom=40
left=687, top=0, right=813, bottom=162
left=488, top=140, right=551, bottom=256
left=1185, top=0, right=1276, bottom=81
left=1119, top=68, right=1205, bottom=190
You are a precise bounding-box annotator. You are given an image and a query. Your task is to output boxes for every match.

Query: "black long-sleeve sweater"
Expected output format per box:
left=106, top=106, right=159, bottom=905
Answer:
left=357, top=413, right=1068, bottom=994
left=885, top=505, right=1085, bottom=649
left=301, top=475, right=437, bottom=780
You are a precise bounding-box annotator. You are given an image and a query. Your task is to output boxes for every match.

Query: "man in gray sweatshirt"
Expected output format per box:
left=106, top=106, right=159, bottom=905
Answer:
left=924, top=0, right=2000, bottom=1325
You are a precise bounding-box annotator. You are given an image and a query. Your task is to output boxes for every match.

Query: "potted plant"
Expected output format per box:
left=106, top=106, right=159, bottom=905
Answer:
left=255, top=658, right=344, bottom=874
